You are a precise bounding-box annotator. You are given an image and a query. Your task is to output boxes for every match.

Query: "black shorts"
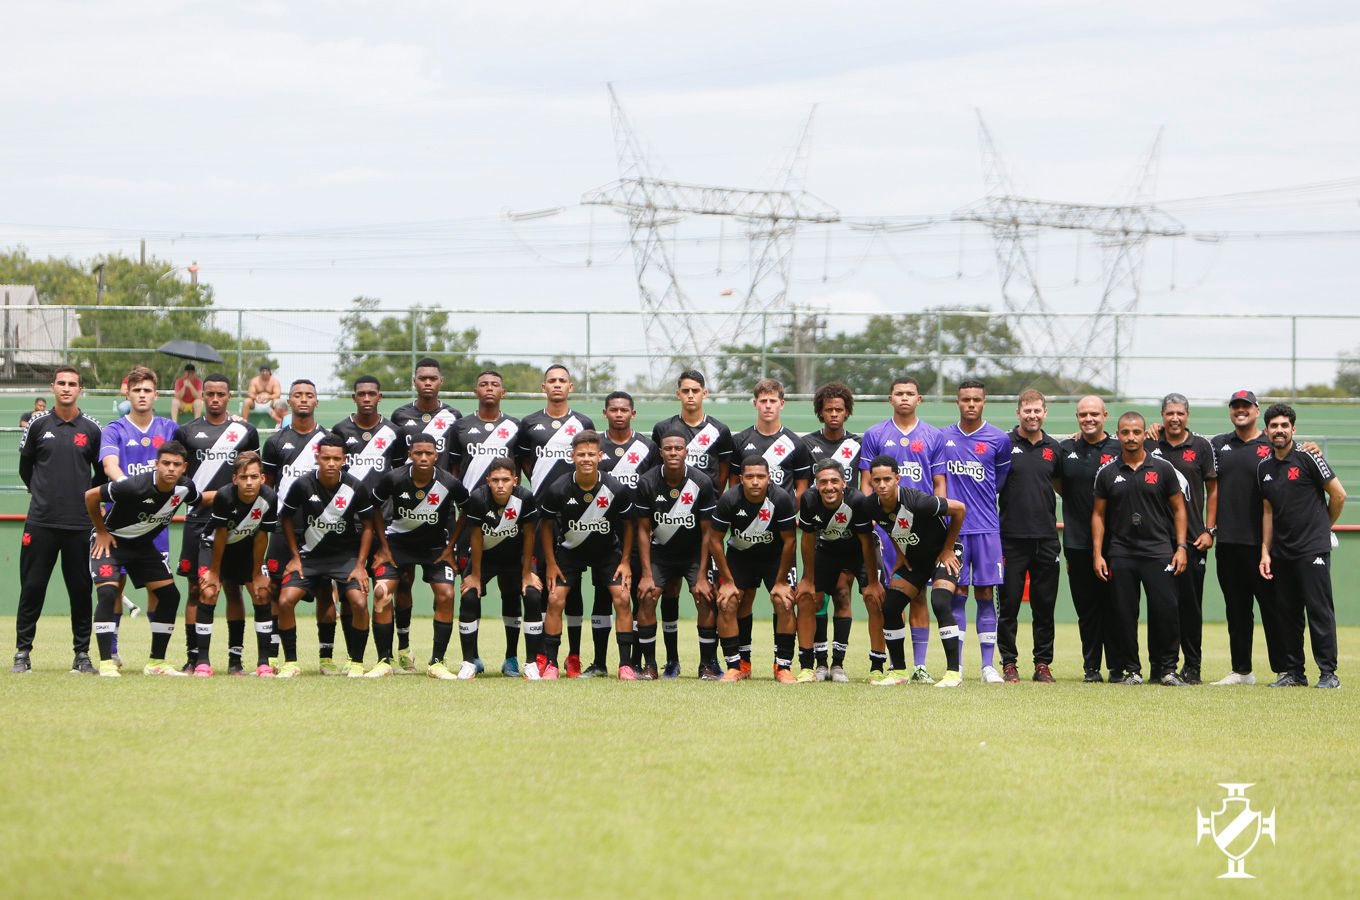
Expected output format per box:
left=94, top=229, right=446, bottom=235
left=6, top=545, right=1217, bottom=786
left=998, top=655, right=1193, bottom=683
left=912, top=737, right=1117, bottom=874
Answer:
left=178, top=519, right=212, bottom=580
left=474, top=563, right=524, bottom=599
left=726, top=549, right=797, bottom=592
left=90, top=537, right=172, bottom=589
left=373, top=548, right=458, bottom=585
left=813, top=541, right=868, bottom=594
left=651, top=554, right=703, bottom=591
left=553, top=546, right=624, bottom=589
left=264, top=532, right=292, bottom=584
left=281, top=556, right=363, bottom=595
left=198, top=541, right=258, bottom=586
left=894, top=541, right=964, bottom=592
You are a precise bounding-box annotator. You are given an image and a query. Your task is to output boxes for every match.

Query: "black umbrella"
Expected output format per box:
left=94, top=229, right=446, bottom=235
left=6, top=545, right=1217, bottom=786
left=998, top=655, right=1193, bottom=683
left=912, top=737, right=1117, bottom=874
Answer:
left=157, top=339, right=224, bottom=364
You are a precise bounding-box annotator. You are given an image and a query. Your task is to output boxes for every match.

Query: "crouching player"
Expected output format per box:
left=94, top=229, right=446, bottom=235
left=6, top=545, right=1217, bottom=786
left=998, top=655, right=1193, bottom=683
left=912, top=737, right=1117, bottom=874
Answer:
left=194, top=451, right=277, bottom=677
left=85, top=441, right=200, bottom=677
left=794, top=459, right=875, bottom=683
left=369, top=433, right=468, bottom=678
left=860, top=455, right=969, bottom=687
left=462, top=457, right=544, bottom=679
left=708, top=456, right=798, bottom=682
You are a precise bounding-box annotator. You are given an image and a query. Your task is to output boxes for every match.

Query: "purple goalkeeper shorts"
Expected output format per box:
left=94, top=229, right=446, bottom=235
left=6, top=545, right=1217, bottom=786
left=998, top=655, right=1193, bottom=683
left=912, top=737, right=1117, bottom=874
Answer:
left=957, top=532, right=1003, bottom=587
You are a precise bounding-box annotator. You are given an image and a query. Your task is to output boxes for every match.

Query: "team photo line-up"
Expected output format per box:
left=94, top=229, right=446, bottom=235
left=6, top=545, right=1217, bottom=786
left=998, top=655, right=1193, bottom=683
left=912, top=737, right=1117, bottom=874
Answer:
left=12, top=359, right=1346, bottom=688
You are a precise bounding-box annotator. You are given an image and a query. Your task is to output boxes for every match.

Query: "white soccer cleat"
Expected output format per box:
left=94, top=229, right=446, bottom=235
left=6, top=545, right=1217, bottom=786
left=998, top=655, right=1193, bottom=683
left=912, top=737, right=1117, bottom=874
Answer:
left=121, top=596, right=141, bottom=618
left=457, top=660, right=478, bottom=680
left=522, top=661, right=541, bottom=681
left=1212, top=671, right=1256, bottom=685
left=981, top=665, right=1004, bottom=684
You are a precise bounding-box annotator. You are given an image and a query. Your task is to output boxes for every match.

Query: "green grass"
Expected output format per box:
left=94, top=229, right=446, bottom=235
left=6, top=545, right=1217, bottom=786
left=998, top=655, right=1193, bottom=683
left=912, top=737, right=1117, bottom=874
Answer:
left=2, top=618, right=1356, bottom=897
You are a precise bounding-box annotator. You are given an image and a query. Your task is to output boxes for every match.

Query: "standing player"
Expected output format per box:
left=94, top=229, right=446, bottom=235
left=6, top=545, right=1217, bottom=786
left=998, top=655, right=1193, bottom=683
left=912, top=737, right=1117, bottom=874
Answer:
left=731, top=379, right=812, bottom=499
left=634, top=430, right=717, bottom=679
left=793, top=460, right=875, bottom=683
left=390, top=357, right=464, bottom=469
left=275, top=434, right=377, bottom=679
left=85, top=441, right=200, bottom=677
left=14, top=367, right=103, bottom=675
left=173, top=374, right=260, bottom=674
left=449, top=370, right=523, bottom=674
left=1149, top=393, right=1218, bottom=685
left=650, top=369, right=735, bottom=673
left=369, top=433, right=467, bottom=678
left=708, top=457, right=798, bottom=682
left=537, top=431, right=637, bottom=680
left=997, top=390, right=1063, bottom=683
left=1258, top=404, right=1346, bottom=689
left=858, top=376, right=945, bottom=680
left=194, top=452, right=277, bottom=676
left=516, top=364, right=596, bottom=676
left=463, top=458, right=544, bottom=679
left=932, top=380, right=1011, bottom=683
left=1091, top=412, right=1189, bottom=686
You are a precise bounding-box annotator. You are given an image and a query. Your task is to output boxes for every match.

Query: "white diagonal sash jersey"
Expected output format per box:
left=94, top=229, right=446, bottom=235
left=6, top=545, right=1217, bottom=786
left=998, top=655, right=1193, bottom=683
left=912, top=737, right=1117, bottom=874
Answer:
left=819, top=500, right=856, bottom=542
left=303, top=483, right=357, bottom=554
left=277, top=430, right=327, bottom=505
left=482, top=494, right=524, bottom=552
left=827, top=437, right=861, bottom=479
left=460, top=418, right=518, bottom=489
left=348, top=423, right=400, bottom=482
left=604, top=437, right=650, bottom=487
left=729, top=496, right=776, bottom=551
left=530, top=414, right=588, bottom=494
left=190, top=424, right=253, bottom=494
left=560, top=482, right=618, bottom=550
left=110, top=485, right=193, bottom=540
left=762, top=433, right=799, bottom=486
left=686, top=422, right=720, bottom=471
left=652, top=476, right=701, bottom=546
left=386, top=484, right=454, bottom=536
left=224, top=494, right=272, bottom=544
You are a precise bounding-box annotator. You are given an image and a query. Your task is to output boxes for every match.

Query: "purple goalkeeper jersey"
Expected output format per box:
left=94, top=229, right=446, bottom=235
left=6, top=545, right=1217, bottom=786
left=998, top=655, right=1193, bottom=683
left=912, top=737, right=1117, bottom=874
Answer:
left=100, top=415, right=180, bottom=552
left=931, top=421, right=1011, bottom=535
left=858, top=418, right=942, bottom=493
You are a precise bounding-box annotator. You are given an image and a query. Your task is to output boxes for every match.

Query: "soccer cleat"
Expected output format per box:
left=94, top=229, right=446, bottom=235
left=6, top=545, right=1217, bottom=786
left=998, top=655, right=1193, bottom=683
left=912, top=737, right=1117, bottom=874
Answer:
left=699, top=662, right=724, bottom=681
left=344, top=661, right=366, bottom=678
left=871, top=670, right=911, bottom=686
left=662, top=660, right=681, bottom=679
left=774, top=668, right=797, bottom=684
left=981, top=665, right=1005, bottom=684
left=1180, top=668, right=1201, bottom=685
left=1268, top=673, right=1307, bottom=687
left=541, top=661, right=560, bottom=680
left=935, top=670, right=963, bottom=688
left=910, top=665, right=935, bottom=684
left=254, top=664, right=275, bottom=678
left=427, top=661, right=458, bottom=680
left=397, top=649, right=417, bottom=675
left=1116, top=672, right=1144, bottom=685
left=1083, top=670, right=1104, bottom=683
left=122, top=596, right=141, bottom=617
left=719, top=667, right=749, bottom=682
left=1316, top=673, right=1340, bottom=689
left=1002, top=662, right=1020, bottom=683
left=71, top=652, right=97, bottom=675
left=143, top=660, right=188, bottom=677
left=193, top=663, right=213, bottom=677
left=180, top=660, right=197, bottom=675
left=565, top=654, right=582, bottom=678
left=98, top=659, right=121, bottom=677
left=318, top=658, right=341, bottom=677
left=11, top=651, right=32, bottom=674
left=113, top=653, right=123, bottom=670
left=227, top=659, right=246, bottom=676
left=501, top=657, right=521, bottom=677
left=1212, top=671, right=1255, bottom=685
left=795, top=667, right=817, bottom=684
left=830, top=665, right=849, bottom=683
left=1159, top=672, right=1187, bottom=686
left=739, top=659, right=752, bottom=677
left=640, top=663, right=659, bottom=681
left=457, top=660, right=478, bottom=680
left=266, top=657, right=279, bottom=674
left=580, top=663, right=609, bottom=679
left=618, top=665, right=639, bottom=681
left=522, top=660, right=542, bottom=681
left=1033, top=663, right=1055, bottom=684
left=814, top=664, right=830, bottom=682
left=276, top=661, right=303, bottom=679
left=364, top=660, right=395, bottom=679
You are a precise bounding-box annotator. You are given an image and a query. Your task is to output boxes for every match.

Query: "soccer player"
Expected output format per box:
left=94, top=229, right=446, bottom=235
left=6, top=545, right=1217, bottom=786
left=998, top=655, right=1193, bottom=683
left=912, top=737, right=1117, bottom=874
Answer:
left=793, top=459, right=874, bottom=682
left=14, top=367, right=103, bottom=675
left=18, top=397, right=46, bottom=428
left=194, top=452, right=277, bottom=676
left=731, top=378, right=812, bottom=499
left=275, top=434, right=377, bottom=679
left=242, top=364, right=284, bottom=423
left=634, top=430, right=717, bottom=679
left=1148, top=393, right=1218, bottom=685
left=1091, top=412, right=1189, bottom=686
left=708, top=456, right=798, bottom=682
left=170, top=363, right=203, bottom=421
left=537, top=430, right=637, bottom=680
left=463, top=457, right=544, bottom=679
left=173, top=374, right=260, bottom=673
left=932, top=380, right=1011, bottom=683
left=1258, top=404, right=1346, bottom=689
left=85, top=440, right=200, bottom=677
left=516, top=364, right=596, bottom=676
left=859, top=455, right=968, bottom=687
left=858, top=375, right=945, bottom=680
left=391, top=357, right=463, bottom=471
left=368, top=433, right=467, bottom=678
left=1057, top=395, right=1120, bottom=682
left=449, top=369, right=523, bottom=675
left=997, top=390, right=1063, bottom=683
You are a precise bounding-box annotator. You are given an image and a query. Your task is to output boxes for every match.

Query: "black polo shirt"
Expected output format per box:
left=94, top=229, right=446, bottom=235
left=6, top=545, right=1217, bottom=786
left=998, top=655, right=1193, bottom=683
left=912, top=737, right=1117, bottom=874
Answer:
left=1056, top=434, right=1119, bottom=551
left=1093, top=453, right=1181, bottom=559
left=1210, top=430, right=1272, bottom=546
left=1258, top=447, right=1336, bottom=560
left=1150, top=434, right=1217, bottom=537
left=1000, top=428, right=1062, bottom=540
left=19, top=408, right=104, bottom=530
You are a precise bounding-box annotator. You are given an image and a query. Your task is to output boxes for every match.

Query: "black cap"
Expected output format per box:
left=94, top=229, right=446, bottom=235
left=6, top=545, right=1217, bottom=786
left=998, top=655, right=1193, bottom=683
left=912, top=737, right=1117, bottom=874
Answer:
left=1228, top=389, right=1257, bottom=406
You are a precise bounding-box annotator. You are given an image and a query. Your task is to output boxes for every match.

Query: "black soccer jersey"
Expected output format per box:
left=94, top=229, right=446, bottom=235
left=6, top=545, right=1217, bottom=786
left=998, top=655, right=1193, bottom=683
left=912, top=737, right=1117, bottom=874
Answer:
left=371, top=464, right=468, bottom=555
left=391, top=401, right=463, bottom=470
left=174, top=417, right=261, bottom=520
left=1150, top=434, right=1217, bottom=537
left=19, top=409, right=103, bottom=530
left=98, top=473, right=201, bottom=543
left=1259, top=447, right=1336, bottom=560
left=463, top=483, right=538, bottom=569
left=650, top=414, right=735, bottom=484
left=633, top=466, right=717, bottom=563
left=858, top=486, right=950, bottom=555
left=330, top=416, right=406, bottom=489
left=1000, top=429, right=1062, bottom=539
left=1057, top=434, right=1120, bottom=550
left=204, top=484, right=278, bottom=549
left=599, top=431, right=658, bottom=489
left=261, top=425, right=329, bottom=507
left=732, top=425, right=813, bottom=491
left=1211, top=431, right=1273, bottom=546
left=802, top=430, right=862, bottom=482
left=539, top=473, right=632, bottom=556
left=710, top=485, right=797, bottom=554
left=280, top=471, right=376, bottom=561
left=798, top=486, right=872, bottom=547
left=517, top=409, right=597, bottom=497
left=1093, top=455, right=1181, bottom=559
left=450, top=413, right=521, bottom=490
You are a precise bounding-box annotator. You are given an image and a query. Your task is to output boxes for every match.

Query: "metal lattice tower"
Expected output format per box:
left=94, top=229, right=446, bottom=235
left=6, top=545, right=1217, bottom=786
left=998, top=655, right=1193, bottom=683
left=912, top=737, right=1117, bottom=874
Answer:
left=954, top=112, right=1184, bottom=391
left=582, top=85, right=839, bottom=387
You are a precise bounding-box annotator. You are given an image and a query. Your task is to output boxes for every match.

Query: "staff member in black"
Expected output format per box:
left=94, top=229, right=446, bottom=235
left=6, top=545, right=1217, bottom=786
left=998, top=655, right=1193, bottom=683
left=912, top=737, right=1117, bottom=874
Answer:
left=14, top=366, right=104, bottom=674
left=998, top=389, right=1063, bottom=683
left=1092, top=411, right=1189, bottom=686
left=1057, top=395, right=1120, bottom=682
left=1258, top=404, right=1346, bottom=689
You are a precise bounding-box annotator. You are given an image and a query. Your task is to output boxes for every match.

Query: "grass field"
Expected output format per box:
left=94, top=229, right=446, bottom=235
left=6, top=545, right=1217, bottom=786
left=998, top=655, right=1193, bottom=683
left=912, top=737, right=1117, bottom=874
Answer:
left=3, top=618, right=1356, bottom=898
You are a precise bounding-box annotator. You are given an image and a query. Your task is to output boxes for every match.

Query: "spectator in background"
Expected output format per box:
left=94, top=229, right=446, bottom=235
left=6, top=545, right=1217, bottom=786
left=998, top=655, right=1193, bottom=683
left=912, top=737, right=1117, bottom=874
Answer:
left=116, top=376, right=131, bottom=417
left=171, top=363, right=204, bottom=421
left=18, top=397, right=46, bottom=428
left=242, top=365, right=284, bottom=423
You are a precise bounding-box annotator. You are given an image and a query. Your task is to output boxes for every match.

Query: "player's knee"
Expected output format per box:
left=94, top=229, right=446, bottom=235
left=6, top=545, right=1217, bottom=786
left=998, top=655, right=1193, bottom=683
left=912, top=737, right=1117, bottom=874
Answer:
left=459, top=590, right=482, bottom=620
left=547, top=589, right=567, bottom=613
left=199, top=583, right=220, bottom=606
left=153, top=582, right=182, bottom=615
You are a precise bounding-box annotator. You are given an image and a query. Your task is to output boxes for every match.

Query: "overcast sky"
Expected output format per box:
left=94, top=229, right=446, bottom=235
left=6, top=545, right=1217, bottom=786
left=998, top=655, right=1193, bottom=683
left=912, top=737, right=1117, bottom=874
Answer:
left=2, top=1, right=1357, bottom=396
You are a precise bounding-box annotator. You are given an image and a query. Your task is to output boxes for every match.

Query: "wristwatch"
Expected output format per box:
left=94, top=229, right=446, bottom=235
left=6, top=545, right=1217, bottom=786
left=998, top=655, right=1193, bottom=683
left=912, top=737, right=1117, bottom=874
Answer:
left=1208, top=527, right=1217, bottom=537
left=1177, top=542, right=1189, bottom=549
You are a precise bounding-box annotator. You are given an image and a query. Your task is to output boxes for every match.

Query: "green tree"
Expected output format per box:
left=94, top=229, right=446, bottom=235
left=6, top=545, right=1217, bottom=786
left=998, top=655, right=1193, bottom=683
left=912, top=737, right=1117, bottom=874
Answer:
left=1336, top=349, right=1360, bottom=397
left=333, top=297, right=482, bottom=393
